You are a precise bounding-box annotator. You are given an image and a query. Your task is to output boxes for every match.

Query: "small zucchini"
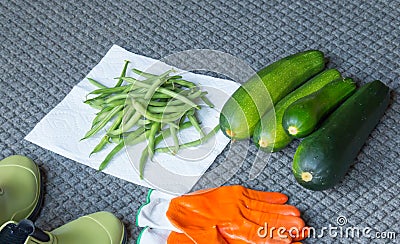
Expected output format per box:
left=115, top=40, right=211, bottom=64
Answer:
left=292, top=80, right=390, bottom=191
left=220, top=50, right=325, bottom=140
left=253, top=69, right=341, bottom=152
left=282, top=78, right=356, bottom=138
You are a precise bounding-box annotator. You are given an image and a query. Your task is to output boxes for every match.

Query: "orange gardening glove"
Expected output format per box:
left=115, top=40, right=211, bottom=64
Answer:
left=166, top=185, right=306, bottom=244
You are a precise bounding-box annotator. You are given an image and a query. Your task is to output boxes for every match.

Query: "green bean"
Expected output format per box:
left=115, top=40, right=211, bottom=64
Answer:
left=108, top=111, right=141, bottom=136
left=151, top=93, right=173, bottom=99
left=87, top=78, right=107, bottom=89
left=156, top=125, right=220, bottom=153
left=188, top=112, right=205, bottom=137
left=157, top=121, right=192, bottom=142
left=90, top=111, right=123, bottom=155
left=169, top=124, right=179, bottom=154
left=115, top=60, right=130, bottom=87
left=131, top=100, right=184, bottom=123
left=110, top=136, right=121, bottom=144
left=99, top=141, right=124, bottom=171
left=147, top=122, right=161, bottom=159
left=84, top=97, right=105, bottom=108
left=103, top=99, right=126, bottom=108
left=200, top=94, right=215, bottom=108
left=125, top=129, right=151, bottom=146
left=147, top=104, right=192, bottom=114
left=122, top=111, right=141, bottom=131
left=123, top=127, right=146, bottom=142
left=90, top=136, right=109, bottom=156
left=139, top=146, right=149, bottom=179
left=104, top=93, right=129, bottom=104
left=121, top=77, right=199, bottom=109
left=92, top=106, right=114, bottom=127
left=81, top=105, right=123, bottom=140
left=167, top=78, right=196, bottom=88
left=124, top=90, right=171, bottom=100
left=169, top=75, right=183, bottom=80
left=137, top=119, right=151, bottom=125
left=147, top=100, right=169, bottom=107
left=89, top=85, right=131, bottom=95
left=85, top=101, right=103, bottom=110
left=129, top=87, right=147, bottom=94
left=178, top=113, right=187, bottom=126
left=167, top=91, right=203, bottom=107
left=132, top=68, right=158, bottom=79
left=84, top=92, right=110, bottom=105
left=153, top=121, right=192, bottom=153
left=144, top=70, right=173, bottom=99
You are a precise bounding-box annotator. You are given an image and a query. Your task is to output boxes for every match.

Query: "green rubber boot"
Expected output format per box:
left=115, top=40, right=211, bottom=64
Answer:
left=0, top=212, right=127, bottom=244
left=0, top=155, right=43, bottom=226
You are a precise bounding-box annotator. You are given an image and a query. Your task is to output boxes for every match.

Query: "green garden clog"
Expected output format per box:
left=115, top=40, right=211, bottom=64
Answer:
left=0, top=155, right=43, bottom=226
left=0, top=211, right=126, bottom=244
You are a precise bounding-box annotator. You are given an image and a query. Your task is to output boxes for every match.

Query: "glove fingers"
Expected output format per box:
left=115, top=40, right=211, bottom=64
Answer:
left=241, top=207, right=305, bottom=231
left=243, top=188, right=288, bottom=204
left=243, top=199, right=301, bottom=216
left=167, top=232, right=194, bottom=244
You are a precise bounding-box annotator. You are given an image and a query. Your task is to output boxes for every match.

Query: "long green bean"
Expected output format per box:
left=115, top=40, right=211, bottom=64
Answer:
left=169, top=124, right=179, bottom=154
left=155, top=125, right=220, bottom=153
left=131, top=100, right=184, bottom=123
left=89, top=85, right=131, bottom=95
left=139, top=146, right=149, bottom=179
left=115, top=60, right=130, bottom=87
left=200, top=94, right=215, bottom=108
left=147, top=104, right=192, bottom=114
left=188, top=112, right=205, bottom=137
left=99, top=141, right=124, bottom=171
left=132, top=68, right=157, bottom=79
left=147, top=122, right=160, bottom=159
left=87, top=78, right=107, bottom=89
left=81, top=105, right=123, bottom=140
left=105, top=93, right=130, bottom=104
left=144, top=70, right=173, bottom=100
left=90, top=111, right=123, bottom=155
left=167, top=78, right=196, bottom=88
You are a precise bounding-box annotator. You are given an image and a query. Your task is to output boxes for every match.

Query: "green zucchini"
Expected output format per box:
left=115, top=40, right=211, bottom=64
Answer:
left=220, top=50, right=325, bottom=140
left=253, top=69, right=341, bottom=152
left=282, top=78, right=356, bottom=138
left=292, top=80, right=390, bottom=191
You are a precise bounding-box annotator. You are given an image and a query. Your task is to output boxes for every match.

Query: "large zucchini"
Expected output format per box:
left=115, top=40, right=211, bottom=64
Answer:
left=252, top=69, right=341, bottom=152
left=220, top=50, right=325, bottom=140
left=292, top=80, right=390, bottom=191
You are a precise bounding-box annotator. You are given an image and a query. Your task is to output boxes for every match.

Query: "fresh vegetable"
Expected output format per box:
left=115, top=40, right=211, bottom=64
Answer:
left=82, top=62, right=216, bottom=179
left=292, top=80, right=390, bottom=191
left=165, top=185, right=307, bottom=243
left=220, top=50, right=325, bottom=140
left=282, top=78, right=356, bottom=138
left=253, top=69, right=341, bottom=152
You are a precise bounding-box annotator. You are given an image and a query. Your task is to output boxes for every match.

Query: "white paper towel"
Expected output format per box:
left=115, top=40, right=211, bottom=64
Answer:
left=25, top=45, right=239, bottom=194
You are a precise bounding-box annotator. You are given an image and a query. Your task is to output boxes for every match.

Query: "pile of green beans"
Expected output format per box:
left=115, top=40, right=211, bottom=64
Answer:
left=82, top=60, right=218, bottom=179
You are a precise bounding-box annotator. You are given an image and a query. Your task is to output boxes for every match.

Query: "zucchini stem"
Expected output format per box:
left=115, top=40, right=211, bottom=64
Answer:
left=288, top=126, right=299, bottom=136
left=301, top=172, right=313, bottom=182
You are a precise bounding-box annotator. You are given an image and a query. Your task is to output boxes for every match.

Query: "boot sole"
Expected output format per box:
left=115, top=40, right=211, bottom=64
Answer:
left=121, top=225, right=128, bottom=244
left=26, top=165, right=44, bottom=222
